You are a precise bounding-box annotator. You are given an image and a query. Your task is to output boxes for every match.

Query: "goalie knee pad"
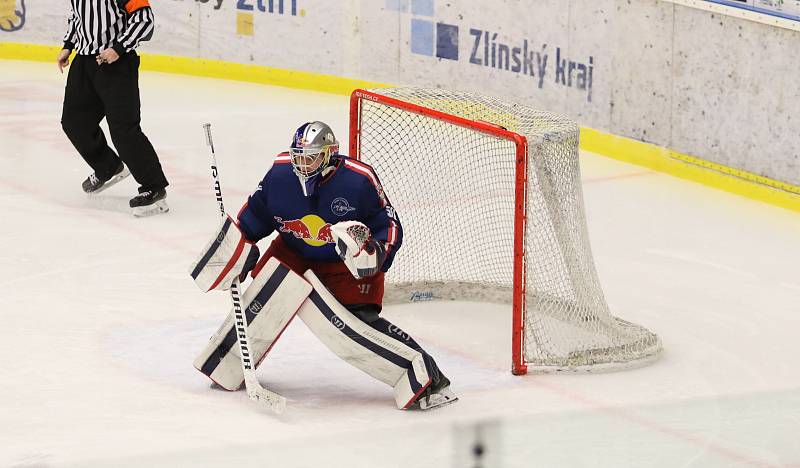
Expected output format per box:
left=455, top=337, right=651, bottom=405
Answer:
left=193, top=258, right=312, bottom=390
left=189, top=215, right=260, bottom=292
left=298, top=270, right=433, bottom=409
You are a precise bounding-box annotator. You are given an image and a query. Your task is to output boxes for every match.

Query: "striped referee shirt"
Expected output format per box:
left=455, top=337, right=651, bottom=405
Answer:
left=63, top=0, right=154, bottom=56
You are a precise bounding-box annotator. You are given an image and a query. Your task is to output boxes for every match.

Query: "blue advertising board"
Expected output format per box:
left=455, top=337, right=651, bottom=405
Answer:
left=705, top=0, right=800, bottom=21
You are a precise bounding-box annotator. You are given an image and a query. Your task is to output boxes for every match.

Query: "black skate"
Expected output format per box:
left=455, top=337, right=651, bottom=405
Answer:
left=414, top=375, right=458, bottom=411
left=82, top=162, right=130, bottom=194
left=129, top=189, right=169, bottom=217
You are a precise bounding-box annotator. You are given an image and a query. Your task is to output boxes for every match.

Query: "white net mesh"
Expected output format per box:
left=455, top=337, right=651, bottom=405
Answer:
left=352, top=87, right=662, bottom=372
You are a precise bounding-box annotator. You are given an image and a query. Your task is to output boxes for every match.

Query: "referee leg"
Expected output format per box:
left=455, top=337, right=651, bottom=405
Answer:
left=61, top=55, right=123, bottom=182
left=95, top=52, right=168, bottom=193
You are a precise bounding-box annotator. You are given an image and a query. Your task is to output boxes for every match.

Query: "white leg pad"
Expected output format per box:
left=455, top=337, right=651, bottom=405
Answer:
left=193, top=258, right=311, bottom=390
left=298, top=270, right=432, bottom=409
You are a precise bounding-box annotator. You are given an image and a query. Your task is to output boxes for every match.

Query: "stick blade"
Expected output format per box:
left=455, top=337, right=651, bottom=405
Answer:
left=244, top=374, right=287, bottom=413
left=249, top=388, right=287, bottom=414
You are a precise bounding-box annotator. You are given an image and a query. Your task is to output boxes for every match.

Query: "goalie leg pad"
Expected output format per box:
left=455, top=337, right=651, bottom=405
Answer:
left=189, top=215, right=259, bottom=292
left=297, top=270, right=432, bottom=409
left=193, top=258, right=312, bottom=390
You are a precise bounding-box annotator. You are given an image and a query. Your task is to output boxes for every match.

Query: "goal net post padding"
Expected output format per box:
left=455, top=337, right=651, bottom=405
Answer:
left=348, top=88, right=662, bottom=375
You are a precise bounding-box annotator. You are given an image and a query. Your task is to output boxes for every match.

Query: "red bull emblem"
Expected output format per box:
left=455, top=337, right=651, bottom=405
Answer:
left=275, top=215, right=335, bottom=246
left=316, top=223, right=334, bottom=243
left=275, top=217, right=311, bottom=239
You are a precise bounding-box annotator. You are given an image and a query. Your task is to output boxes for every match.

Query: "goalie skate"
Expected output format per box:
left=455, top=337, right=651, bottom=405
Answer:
left=415, top=376, right=458, bottom=411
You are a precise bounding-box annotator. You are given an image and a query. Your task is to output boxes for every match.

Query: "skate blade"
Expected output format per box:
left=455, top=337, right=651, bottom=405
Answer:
left=419, top=395, right=459, bottom=411
left=132, top=199, right=169, bottom=217
left=86, top=167, right=131, bottom=195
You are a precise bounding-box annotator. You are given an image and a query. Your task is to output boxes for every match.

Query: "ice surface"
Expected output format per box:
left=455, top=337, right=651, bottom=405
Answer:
left=1, top=60, right=799, bottom=468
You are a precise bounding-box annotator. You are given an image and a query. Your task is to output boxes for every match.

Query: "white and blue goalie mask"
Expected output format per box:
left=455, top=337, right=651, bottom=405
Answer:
left=290, top=121, right=339, bottom=197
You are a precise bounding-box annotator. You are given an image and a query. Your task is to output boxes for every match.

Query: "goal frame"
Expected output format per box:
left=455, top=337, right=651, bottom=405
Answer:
left=349, top=88, right=531, bottom=375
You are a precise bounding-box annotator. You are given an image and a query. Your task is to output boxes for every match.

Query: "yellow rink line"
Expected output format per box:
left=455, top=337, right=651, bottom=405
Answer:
left=0, top=42, right=387, bottom=95
left=2, top=42, right=798, bottom=213
left=580, top=128, right=799, bottom=212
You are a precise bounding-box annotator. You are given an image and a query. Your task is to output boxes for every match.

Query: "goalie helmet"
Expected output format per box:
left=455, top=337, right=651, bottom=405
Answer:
left=289, top=121, right=339, bottom=197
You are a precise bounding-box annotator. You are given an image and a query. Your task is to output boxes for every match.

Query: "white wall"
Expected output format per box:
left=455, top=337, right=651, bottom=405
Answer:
left=3, top=0, right=798, bottom=185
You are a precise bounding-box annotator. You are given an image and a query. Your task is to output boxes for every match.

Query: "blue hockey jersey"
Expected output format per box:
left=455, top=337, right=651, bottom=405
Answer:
left=237, top=153, right=403, bottom=272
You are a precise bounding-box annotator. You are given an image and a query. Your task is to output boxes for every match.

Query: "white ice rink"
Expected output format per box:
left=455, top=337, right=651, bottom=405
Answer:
left=1, top=59, right=799, bottom=468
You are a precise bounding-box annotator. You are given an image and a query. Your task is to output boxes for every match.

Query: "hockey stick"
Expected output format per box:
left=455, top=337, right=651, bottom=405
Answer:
left=202, top=123, right=287, bottom=414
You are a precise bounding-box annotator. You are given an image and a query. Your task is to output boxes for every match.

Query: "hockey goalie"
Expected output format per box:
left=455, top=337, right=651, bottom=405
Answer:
left=189, top=121, right=457, bottom=411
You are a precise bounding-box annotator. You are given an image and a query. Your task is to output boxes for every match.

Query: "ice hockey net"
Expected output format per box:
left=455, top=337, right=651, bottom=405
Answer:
left=348, top=88, right=662, bottom=375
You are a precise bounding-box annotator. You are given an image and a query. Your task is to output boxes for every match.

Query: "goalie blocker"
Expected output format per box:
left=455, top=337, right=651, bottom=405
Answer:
left=194, top=257, right=456, bottom=410
left=189, top=215, right=260, bottom=292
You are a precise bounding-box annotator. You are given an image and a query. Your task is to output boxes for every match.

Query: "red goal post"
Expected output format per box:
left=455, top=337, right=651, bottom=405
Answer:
left=348, top=88, right=661, bottom=375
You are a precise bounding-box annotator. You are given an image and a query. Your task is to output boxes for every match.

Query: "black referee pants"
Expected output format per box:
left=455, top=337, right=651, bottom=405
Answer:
left=61, top=52, right=168, bottom=193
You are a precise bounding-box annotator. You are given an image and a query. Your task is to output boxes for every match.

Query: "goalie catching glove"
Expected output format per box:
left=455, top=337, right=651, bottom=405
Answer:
left=189, top=215, right=260, bottom=292
left=331, top=221, right=386, bottom=279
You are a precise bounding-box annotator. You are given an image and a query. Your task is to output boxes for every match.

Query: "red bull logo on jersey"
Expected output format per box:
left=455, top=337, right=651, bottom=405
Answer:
left=316, top=223, right=334, bottom=243
left=275, top=215, right=334, bottom=247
